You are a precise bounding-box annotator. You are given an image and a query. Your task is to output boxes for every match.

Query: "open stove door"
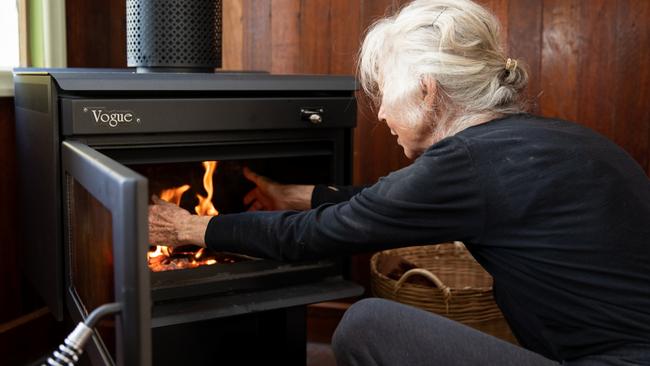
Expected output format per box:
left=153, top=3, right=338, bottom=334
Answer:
left=62, top=141, right=151, bottom=366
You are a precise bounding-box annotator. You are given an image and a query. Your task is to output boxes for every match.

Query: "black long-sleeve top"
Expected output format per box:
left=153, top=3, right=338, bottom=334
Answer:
left=205, top=114, right=650, bottom=362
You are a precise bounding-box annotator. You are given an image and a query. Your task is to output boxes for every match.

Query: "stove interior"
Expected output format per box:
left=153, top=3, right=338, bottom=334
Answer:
left=131, top=156, right=331, bottom=272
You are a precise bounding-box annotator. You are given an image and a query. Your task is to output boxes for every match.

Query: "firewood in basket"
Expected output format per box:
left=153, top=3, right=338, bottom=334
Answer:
left=377, top=254, right=434, bottom=287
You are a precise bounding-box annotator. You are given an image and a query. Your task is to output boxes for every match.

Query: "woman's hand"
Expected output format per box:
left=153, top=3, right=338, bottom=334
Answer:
left=242, top=167, right=315, bottom=211
left=148, top=195, right=212, bottom=248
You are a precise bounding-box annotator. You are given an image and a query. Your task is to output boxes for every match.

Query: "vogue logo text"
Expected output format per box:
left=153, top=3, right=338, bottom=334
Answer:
left=83, top=107, right=141, bottom=127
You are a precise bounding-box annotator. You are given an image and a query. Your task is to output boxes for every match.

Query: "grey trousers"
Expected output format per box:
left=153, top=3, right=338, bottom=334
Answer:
left=331, top=298, right=646, bottom=366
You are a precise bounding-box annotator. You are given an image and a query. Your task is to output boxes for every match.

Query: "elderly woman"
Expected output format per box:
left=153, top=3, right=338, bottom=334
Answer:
left=149, top=0, right=650, bottom=364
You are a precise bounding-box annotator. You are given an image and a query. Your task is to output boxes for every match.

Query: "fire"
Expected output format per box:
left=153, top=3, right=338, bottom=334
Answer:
left=160, top=184, right=190, bottom=205
left=148, top=245, right=171, bottom=259
left=148, top=161, right=224, bottom=272
left=195, top=161, right=219, bottom=216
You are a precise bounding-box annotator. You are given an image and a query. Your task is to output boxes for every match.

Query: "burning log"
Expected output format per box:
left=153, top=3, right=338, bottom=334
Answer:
left=147, top=246, right=242, bottom=272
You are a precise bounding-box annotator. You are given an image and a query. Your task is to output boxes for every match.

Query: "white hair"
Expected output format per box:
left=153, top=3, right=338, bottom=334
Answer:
left=358, top=0, right=528, bottom=139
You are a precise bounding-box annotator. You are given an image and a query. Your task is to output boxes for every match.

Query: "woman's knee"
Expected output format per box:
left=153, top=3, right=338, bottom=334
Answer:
left=334, top=299, right=393, bottom=336
left=331, top=298, right=398, bottom=359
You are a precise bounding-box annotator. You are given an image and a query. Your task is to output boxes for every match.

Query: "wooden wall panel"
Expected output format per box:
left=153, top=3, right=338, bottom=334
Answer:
left=506, top=0, right=543, bottom=112
left=478, top=0, right=509, bottom=51
left=329, top=0, right=361, bottom=75
left=613, top=0, right=650, bottom=171
left=299, top=0, right=332, bottom=74
left=270, top=0, right=301, bottom=73
left=66, top=0, right=126, bottom=68
left=540, top=0, right=581, bottom=121
left=363, top=0, right=399, bottom=23
left=222, top=0, right=244, bottom=70
left=242, top=0, right=272, bottom=71
left=577, top=0, right=617, bottom=138
left=0, top=98, right=19, bottom=323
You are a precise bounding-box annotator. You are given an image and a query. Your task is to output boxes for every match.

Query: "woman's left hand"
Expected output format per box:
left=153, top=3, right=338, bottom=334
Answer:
left=242, top=167, right=314, bottom=211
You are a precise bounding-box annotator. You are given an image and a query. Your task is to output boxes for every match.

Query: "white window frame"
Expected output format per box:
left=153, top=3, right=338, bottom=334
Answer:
left=0, top=0, right=67, bottom=97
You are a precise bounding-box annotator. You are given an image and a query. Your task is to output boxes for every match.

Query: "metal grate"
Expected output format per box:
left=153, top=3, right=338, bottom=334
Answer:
left=127, top=0, right=222, bottom=70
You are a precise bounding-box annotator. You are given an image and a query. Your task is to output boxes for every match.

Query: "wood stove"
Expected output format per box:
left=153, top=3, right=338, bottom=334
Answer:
left=13, top=69, right=362, bottom=365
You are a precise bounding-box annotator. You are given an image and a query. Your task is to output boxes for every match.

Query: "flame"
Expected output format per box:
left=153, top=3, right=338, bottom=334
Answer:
left=160, top=184, right=190, bottom=206
left=148, top=161, right=222, bottom=272
left=195, top=161, right=219, bottom=216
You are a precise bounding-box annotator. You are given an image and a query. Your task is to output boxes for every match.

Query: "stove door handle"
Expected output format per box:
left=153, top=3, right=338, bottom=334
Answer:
left=301, top=107, right=324, bottom=124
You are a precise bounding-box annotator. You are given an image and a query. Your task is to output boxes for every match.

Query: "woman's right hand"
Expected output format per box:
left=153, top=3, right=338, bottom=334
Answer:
left=148, top=195, right=212, bottom=248
left=242, top=167, right=314, bottom=211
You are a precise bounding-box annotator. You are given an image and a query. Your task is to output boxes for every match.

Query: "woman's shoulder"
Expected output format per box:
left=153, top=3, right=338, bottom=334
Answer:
left=450, top=112, right=643, bottom=182
left=461, top=113, right=577, bottom=133
left=455, top=113, right=607, bottom=147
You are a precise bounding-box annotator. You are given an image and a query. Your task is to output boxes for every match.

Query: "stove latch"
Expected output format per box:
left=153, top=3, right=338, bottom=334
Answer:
left=301, top=107, right=324, bottom=125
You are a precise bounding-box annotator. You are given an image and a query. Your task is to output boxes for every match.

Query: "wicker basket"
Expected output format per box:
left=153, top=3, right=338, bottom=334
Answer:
left=370, top=243, right=517, bottom=343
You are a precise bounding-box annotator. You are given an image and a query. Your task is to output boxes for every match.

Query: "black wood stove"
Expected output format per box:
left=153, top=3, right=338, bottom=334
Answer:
left=13, top=69, right=362, bottom=365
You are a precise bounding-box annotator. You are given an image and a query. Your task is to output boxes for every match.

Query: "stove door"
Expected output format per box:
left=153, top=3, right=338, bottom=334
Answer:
left=62, top=141, right=151, bottom=366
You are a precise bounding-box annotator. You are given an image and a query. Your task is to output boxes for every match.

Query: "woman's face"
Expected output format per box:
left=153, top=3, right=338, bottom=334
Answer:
left=378, top=103, right=435, bottom=159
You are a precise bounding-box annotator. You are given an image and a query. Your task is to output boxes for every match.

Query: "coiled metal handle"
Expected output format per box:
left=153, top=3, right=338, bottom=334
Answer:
left=44, top=303, right=122, bottom=366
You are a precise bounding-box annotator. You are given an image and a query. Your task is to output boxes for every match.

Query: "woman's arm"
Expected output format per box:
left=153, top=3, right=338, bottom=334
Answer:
left=204, top=137, right=485, bottom=261
left=243, top=167, right=367, bottom=210
left=147, top=171, right=364, bottom=247
left=149, top=137, right=484, bottom=258
left=311, top=185, right=368, bottom=207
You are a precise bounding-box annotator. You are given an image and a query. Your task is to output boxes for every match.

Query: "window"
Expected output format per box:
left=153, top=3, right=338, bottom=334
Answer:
left=0, top=0, right=20, bottom=96
left=0, top=1, right=20, bottom=68
left=0, top=0, right=67, bottom=97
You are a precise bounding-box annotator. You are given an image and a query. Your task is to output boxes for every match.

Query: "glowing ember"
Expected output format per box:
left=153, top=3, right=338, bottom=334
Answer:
left=147, top=161, right=230, bottom=272
left=148, top=246, right=239, bottom=272
left=148, top=245, right=171, bottom=259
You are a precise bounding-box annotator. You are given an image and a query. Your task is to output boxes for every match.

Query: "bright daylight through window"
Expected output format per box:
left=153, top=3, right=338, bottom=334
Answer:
left=0, top=0, right=20, bottom=69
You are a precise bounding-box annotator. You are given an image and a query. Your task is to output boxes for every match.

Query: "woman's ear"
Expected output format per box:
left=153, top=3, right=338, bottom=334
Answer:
left=421, top=76, right=438, bottom=109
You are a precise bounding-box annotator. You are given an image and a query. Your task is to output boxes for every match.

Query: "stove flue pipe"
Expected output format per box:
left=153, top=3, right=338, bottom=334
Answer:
left=127, top=0, right=222, bottom=73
